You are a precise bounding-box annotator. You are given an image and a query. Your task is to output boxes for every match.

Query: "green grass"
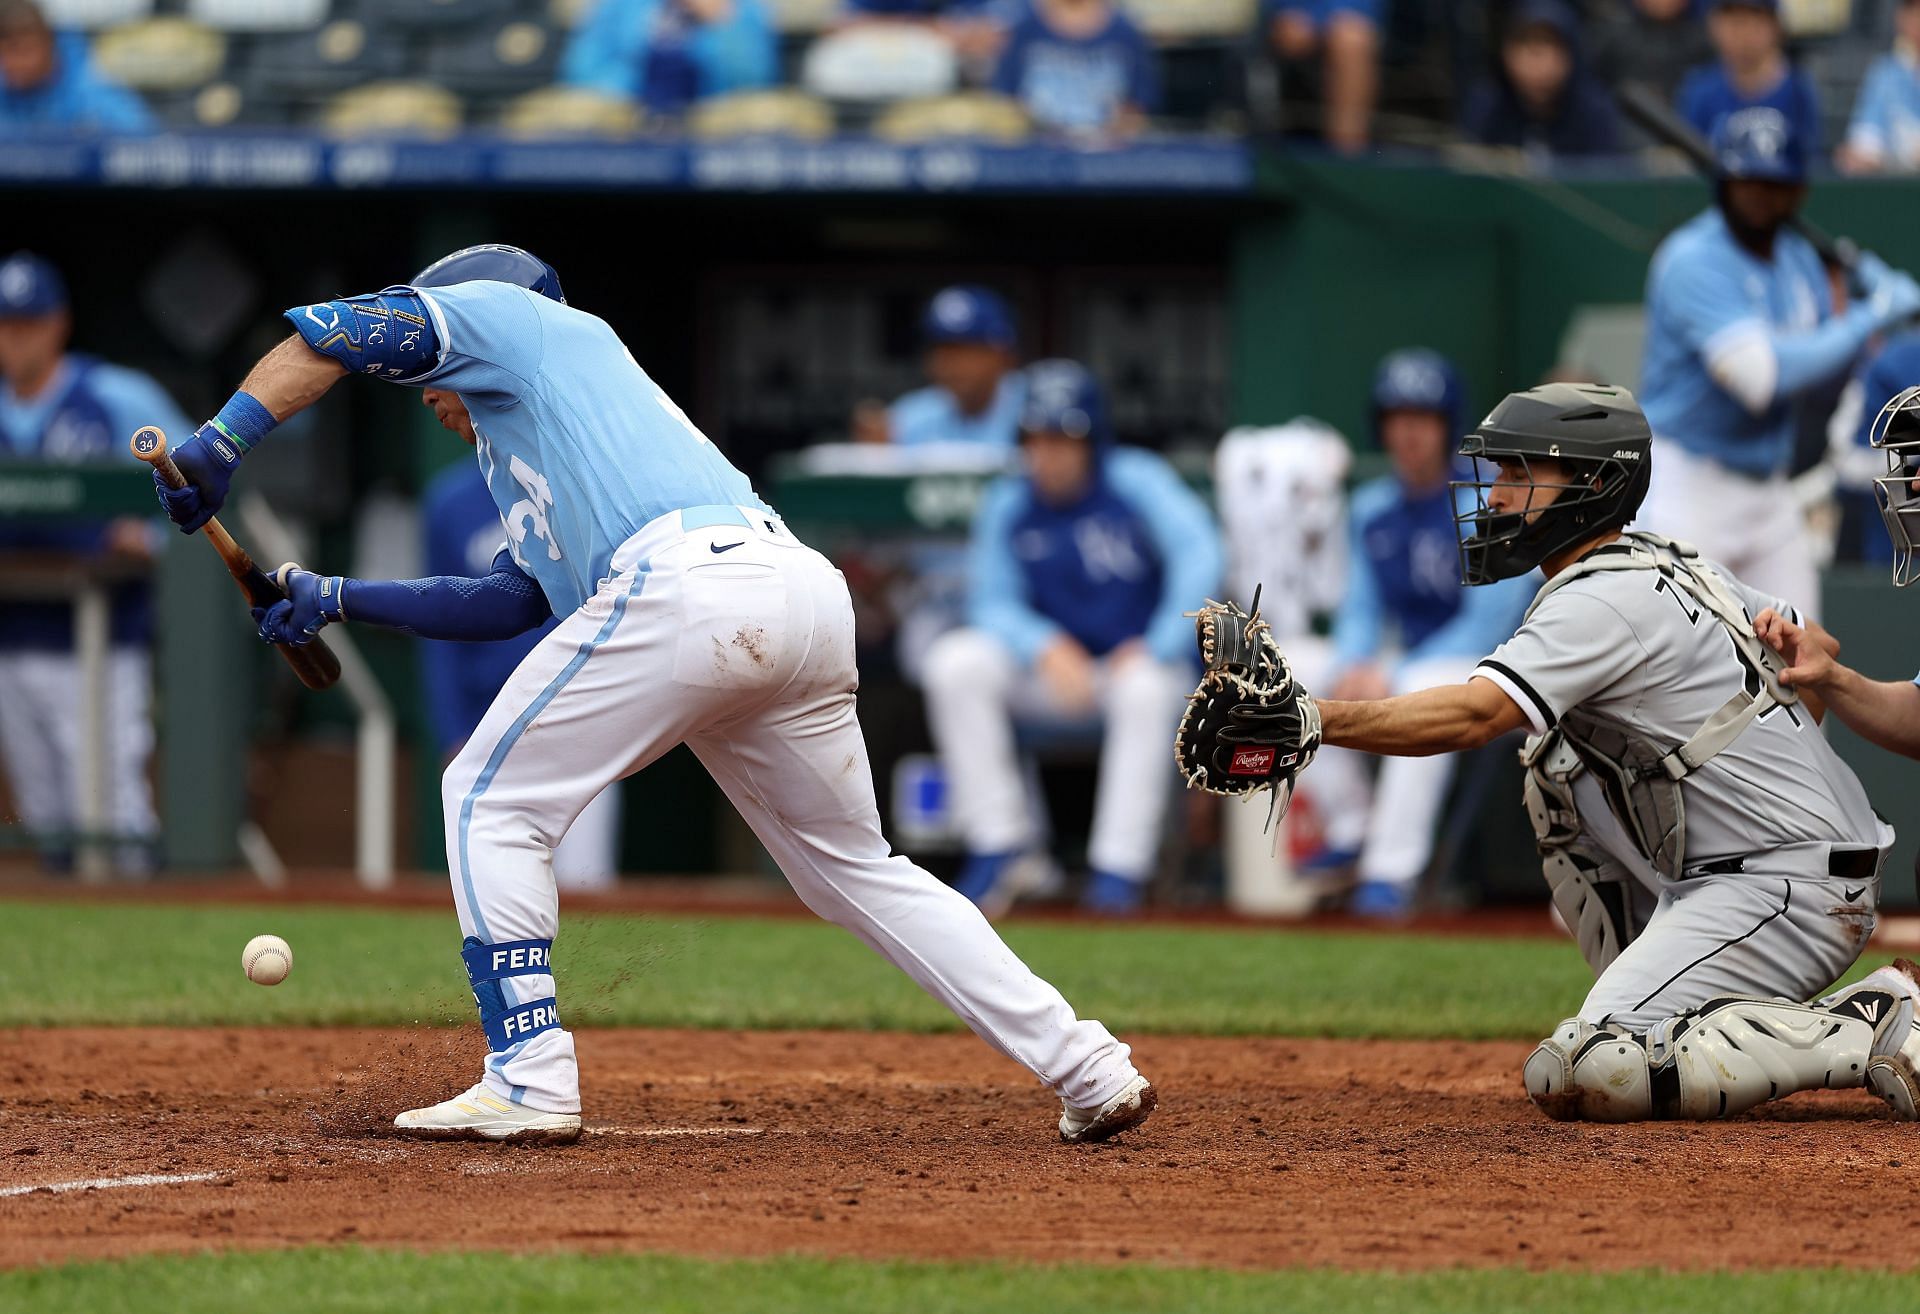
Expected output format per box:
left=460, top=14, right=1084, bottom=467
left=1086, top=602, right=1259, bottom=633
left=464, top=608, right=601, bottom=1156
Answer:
left=1, top=1249, right=1911, bottom=1314
left=2, top=897, right=1606, bottom=1037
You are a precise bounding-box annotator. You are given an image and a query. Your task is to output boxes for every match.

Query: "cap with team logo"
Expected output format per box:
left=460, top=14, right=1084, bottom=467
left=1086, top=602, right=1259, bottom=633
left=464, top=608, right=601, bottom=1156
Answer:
left=1018, top=358, right=1112, bottom=445
left=1713, top=106, right=1805, bottom=183
left=920, top=285, right=1016, bottom=350
left=0, top=252, right=68, bottom=319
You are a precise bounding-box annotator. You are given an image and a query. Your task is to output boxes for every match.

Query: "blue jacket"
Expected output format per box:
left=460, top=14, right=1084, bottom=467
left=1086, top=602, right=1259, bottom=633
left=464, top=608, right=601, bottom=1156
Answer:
left=968, top=446, right=1220, bottom=667
left=1331, top=475, right=1532, bottom=673
left=0, top=354, right=188, bottom=650
left=1460, top=0, right=1622, bottom=157
left=418, top=462, right=562, bottom=755
left=1677, top=60, right=1821, bottom=149
left=561, top=0, right=776, bottom=113
left=0, top=33, right=152, bottom=132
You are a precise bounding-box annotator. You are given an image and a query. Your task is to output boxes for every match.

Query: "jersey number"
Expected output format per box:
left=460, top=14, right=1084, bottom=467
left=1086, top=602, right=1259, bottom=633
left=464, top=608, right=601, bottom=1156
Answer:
left=505, top=454, right=564, bottom=565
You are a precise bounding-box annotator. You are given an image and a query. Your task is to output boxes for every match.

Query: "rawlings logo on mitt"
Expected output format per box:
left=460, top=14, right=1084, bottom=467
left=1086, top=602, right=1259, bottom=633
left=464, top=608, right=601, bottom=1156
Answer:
left=1174, top=590, right=1322, bottom=813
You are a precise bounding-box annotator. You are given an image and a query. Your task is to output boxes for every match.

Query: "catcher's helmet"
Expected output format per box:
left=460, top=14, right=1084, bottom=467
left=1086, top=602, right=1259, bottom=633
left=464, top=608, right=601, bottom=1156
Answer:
left=1452, top=382, right=1652, bottom=586
left=1019, top=359, right=1112, bottom=444
left=1712, top=106, right=1806, bottom=185
left=1371, top=348, right=1464, bottom=445
left=412, top=243, right=565, bottom=304
left=1870, top=385, right=1920, bottom=586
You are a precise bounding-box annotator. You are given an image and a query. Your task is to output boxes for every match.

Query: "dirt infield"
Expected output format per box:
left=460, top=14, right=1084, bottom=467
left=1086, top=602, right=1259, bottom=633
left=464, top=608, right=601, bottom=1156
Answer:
left=4, top=1027, right=1917, bottom=1273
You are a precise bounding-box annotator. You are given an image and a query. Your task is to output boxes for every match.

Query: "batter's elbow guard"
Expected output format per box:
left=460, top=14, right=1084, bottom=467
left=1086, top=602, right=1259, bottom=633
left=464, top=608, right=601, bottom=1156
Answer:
left=284, top=289, right=439, bottom=381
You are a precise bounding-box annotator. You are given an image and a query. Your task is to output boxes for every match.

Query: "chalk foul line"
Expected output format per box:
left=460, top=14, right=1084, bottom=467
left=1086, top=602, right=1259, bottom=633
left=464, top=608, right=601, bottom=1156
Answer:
left=0, top=1171, right=225, bottom=1199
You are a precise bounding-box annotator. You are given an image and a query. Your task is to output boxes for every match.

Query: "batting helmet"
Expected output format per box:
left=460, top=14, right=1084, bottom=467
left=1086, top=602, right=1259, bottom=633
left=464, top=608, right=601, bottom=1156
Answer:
left=412, top=244, right=565, bottom=304
left=1018, top=359, right=1112, bottom=445
left=1452, top=383, right=1653, bottom=585
left=1712, top=106, right=1806, bottom=185
left=1371, top=348, right=1464, bottom=444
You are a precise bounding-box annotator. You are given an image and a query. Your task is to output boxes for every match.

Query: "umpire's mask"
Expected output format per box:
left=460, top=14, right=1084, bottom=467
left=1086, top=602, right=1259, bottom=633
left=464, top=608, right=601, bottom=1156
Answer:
left=1871, top=385, right=1920, bottom=587
left=1452, top=383, right=1653, bottom=585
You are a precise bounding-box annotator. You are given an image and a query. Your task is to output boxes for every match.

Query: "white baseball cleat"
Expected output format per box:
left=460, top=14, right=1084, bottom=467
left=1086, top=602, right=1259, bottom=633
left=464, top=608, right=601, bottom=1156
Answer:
left=393, top=1082, right=582, bottom=1143
left=1866, top=1055, right=1920, bottom=1121
left=1058, top=1074, right=1157, bottom=1144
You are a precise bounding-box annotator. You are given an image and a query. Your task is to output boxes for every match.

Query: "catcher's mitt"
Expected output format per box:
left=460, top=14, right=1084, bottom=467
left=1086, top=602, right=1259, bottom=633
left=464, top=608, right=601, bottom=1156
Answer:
left=1174, top=592, right=1321, bottom=808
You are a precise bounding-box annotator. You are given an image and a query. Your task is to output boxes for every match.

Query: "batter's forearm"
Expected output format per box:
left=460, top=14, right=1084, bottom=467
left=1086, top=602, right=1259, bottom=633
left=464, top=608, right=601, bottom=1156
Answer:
left=237, top=336, right=349, bottom=421
left=1318, top=684, right=1516, bottom=757
left=1814, top=666, right=1920, bottom=758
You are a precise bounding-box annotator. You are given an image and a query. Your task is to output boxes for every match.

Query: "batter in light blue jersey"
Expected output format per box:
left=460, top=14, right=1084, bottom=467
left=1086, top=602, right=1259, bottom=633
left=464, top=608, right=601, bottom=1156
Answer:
left=152, top=244, right=1157, bottom=1149
left=1637, top=106, right=1920, bottom=614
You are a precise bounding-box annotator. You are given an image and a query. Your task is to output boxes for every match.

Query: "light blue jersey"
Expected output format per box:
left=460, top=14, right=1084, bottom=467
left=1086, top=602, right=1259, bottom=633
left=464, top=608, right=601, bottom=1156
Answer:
left=888, top=372, right=1026, bottom=448
left=1640, top=208, right=1831, bottom=478
left=408, top=281, right=769, bottom=615
left=1845, top=51, right=1920, bottom=169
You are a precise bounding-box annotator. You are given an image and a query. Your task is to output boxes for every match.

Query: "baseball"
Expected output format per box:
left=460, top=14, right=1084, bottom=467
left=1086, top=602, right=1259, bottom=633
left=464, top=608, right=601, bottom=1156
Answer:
left=242, top=934, right=293, bottom=987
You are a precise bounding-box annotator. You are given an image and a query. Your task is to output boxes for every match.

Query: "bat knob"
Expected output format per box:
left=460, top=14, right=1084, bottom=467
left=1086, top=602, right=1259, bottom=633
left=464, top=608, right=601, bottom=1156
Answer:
left=129, top=426, right=168, bottom=462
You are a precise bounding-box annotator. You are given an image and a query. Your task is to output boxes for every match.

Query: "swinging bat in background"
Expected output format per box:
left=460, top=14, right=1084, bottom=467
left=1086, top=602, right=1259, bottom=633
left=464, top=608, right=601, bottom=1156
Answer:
left=1612, top=80, right=1859, bottom=276
left=129, top=425, right=342, bottom=692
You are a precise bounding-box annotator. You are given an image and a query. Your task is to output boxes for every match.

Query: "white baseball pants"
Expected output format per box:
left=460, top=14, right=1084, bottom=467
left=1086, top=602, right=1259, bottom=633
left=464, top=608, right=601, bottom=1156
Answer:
left=1635, top=439, right=1820, bottom=622
left=0, top=648, right=157, bottom=868
left=442, top=507, right=1139, bottom=1114
left=919, top=627, right=1190, bottom=884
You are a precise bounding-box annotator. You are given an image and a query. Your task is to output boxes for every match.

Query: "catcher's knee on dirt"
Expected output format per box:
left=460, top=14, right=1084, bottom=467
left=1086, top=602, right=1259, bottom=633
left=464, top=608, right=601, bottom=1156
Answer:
left=1527, top=989, right=1911, bottom=1122
left=1524, top=1019, right=1653, bottom=1122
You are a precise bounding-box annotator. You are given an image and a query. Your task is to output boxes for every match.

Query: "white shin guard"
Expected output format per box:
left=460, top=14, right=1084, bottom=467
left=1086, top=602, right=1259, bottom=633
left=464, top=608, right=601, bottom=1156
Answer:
left=1526, top=981, right=1916, bottom=1122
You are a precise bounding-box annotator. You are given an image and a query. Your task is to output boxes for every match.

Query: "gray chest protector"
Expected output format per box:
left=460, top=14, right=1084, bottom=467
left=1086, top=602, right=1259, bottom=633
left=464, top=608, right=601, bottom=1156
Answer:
left=1521, top=533, right=1797, bottom=972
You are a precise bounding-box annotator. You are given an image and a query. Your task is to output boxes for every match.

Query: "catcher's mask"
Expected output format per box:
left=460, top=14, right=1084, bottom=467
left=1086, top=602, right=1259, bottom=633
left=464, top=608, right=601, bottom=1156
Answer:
left=1870, top=384, right=1920, bottom=586
left=1451, top=383, right=1652, bottom=585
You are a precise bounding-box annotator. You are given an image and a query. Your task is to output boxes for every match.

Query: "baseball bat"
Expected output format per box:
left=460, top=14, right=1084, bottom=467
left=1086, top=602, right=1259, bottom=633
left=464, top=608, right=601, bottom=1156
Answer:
left=130, top=425, right=342, bottom=692
left=1613, top=81, right=1859, bottom=276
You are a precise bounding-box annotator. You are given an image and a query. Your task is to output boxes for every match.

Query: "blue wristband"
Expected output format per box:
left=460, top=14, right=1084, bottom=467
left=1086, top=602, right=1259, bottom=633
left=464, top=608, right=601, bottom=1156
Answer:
left=206, top=390, right=278, bottom=455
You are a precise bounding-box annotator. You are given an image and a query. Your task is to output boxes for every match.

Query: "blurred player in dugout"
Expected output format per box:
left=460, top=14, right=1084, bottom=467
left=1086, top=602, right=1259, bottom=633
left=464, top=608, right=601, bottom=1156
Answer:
left=0, top=252, right=189, bottom=870
left=421, top=461, right=622, bottom=891
left=853, top=285, right=1025, bottom=448
left=1312, top=350, right=1532, bottom=916
left=922, top=359, right=1221, bottom=916
left=1638, top=105, right=1920, bottom=610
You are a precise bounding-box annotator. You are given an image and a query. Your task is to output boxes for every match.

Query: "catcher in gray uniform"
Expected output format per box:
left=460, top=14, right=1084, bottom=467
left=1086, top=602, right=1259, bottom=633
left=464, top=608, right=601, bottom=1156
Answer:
left=1177, top=381, right=1920, bottom=1122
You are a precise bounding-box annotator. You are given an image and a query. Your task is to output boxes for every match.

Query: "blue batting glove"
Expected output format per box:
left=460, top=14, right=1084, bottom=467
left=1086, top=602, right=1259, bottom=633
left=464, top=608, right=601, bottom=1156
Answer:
left=251, top=564, right=347, bottom=646
left=154, top=422, right=245, bottom=534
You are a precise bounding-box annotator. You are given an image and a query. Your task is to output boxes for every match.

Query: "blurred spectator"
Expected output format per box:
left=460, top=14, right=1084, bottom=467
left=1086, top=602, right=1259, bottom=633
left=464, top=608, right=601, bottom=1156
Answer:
left=1320, top=350, right=1532, bottom=917
left=921, top=360, right=1220, bottom=916
left=1837, top=0, right=1920, bottom=174
left=1260, top=0, right=1379, bottom=154
left=1462, top=0, right=1623, bottom=158
left=1590, top=0, right=1712, bottom=108
left=421, top=462, right=623, bottom=891
left=562, top=0, right=776, bottom=116
left=0, top=0, right=152, bottom=132
left=991, top=0, right=1158, bottom=138
left=853, top=285, right=1024, bottom=447
left=0, top=252, right=186, bottom=872
left=1676, top=0, right=1820, bottom=148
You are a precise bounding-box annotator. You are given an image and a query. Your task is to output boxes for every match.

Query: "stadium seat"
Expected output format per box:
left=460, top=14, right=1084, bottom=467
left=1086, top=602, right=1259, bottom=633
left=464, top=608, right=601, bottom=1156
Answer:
left=90, top=19, right=227, bottom=93
left=423, top=18, right=560, bottom=96
left=35, top=0, right=152, bottom=30
left=1118, top=0, right=1254, bottom=40
left=686, top=88, right=834, bottom=139
left=800, top=26, right=956, bottom=102
left=185, top=0, right=331, bottom=33
left=148, top=78, right=298, bottom=128
left=766, top=0, right=840, bottom=34
left=871, top=92, right=1030, bottom=143
left=1780, top=0, right=1853, bottom=36
left=379, top=0, right=515, bottom=31
left=241, top=20, right=408, bottom=100
left=321, top=80, right=464, bottom=136
left=497, top=85, right=642, bottom=138
left=547, top=0, right=594, bottom=29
